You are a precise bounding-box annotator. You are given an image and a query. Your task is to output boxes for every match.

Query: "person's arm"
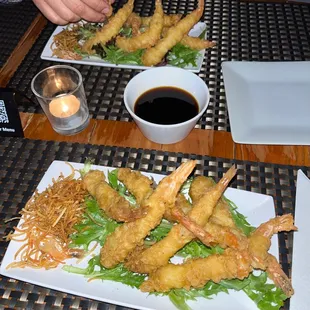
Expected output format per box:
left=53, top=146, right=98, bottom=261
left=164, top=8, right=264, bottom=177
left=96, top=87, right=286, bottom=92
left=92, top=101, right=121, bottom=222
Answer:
left=33, top=0, right=112, bottom=25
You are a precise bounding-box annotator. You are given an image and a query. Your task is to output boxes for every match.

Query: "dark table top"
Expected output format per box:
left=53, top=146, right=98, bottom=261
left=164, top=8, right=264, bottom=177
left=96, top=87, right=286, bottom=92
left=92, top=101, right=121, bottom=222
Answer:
left=0, top=0, right=38, bottom=67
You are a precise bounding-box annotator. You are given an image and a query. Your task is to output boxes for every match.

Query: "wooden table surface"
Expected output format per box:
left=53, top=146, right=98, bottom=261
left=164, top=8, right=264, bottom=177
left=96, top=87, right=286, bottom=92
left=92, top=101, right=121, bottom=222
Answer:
left=1, top=13, right=309, bottom=167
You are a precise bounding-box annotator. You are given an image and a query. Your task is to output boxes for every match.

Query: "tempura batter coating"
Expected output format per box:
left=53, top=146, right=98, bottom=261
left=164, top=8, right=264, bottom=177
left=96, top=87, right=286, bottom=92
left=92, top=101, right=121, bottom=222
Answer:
left=180, top=35, right=216, bottom=50
left=164, top=193, right=192, bottom=222
left=141, top=0, right=204, bottom=66
left=141, top=215, right=297, bottom=295
left=125, top=165, right=237, bottom=274
left=116, top=0, right=164, bottom=52
left=172, top=207, right=247, bottom=250
left=141, top=14, right=182, bottom=27
left=83, top=170, right=105, bottom=196
left=82, top=0, right=134, bottom=54
left=124, top=12, right=142, bottom=36
left=190, top=175, right=236, bottom=228
left=161, top=27, right=215, bottom=51
left=100, top=160, right=196, bottom=268
left=140, top=248, right=252, bottom=292
left=83, top=170, right=145, bottom=222
left=117, top=168, right=153, bottom=206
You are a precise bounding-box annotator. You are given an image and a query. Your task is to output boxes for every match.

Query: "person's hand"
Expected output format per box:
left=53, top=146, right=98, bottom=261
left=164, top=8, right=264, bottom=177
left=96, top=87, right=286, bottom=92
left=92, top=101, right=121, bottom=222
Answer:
left=33, top=0, right=112, bottom=25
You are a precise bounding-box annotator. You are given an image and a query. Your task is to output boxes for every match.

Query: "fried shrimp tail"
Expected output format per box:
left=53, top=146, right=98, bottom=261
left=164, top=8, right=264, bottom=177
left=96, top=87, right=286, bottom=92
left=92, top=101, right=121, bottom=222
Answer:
left=248, top=214, right=296, bottom=296
left=142, top=0, right=204, bottom=66
left=83, top=170, right=146, bottom=222
left=125, top=165, right=237, bottom=274
left=100, top=160, right=196, bottom=268
left=249, top=214, right=297, bottom=269
left=82, top=0, right=134, bottom=54
left=266, top=254, right=294, bottom=297
left=116, top=0, right=164, bottom=52
left=172, top=207, right=247, bottom=249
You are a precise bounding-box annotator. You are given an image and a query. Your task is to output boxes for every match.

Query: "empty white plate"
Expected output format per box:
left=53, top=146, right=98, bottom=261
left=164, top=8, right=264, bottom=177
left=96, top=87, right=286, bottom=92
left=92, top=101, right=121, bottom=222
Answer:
left=222, top=61, right=310, bottom=145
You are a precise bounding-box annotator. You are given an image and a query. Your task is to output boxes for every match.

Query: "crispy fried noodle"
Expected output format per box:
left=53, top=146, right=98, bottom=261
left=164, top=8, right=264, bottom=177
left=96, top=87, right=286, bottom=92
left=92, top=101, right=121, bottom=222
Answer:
left=51, top=26, right=82, bottom=60
left=6, top=164, right=87, bottom=269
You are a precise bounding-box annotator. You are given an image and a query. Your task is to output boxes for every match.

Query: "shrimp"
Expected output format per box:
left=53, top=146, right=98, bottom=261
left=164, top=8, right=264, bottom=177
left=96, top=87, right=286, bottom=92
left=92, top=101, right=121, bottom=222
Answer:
left=265, top=254, right=295, bottom=297
left=124, top=12, right=142, bottom=36
left=117, top=168, right=154, bottom=206
left=83, top=170, right=146, bottom=222
left=100, top=160, right=196, bottom=268
left=141, top=0, right=204, bottom=66
left=167, top=212, right=296, bottom=297
left=249, top=214, right=297, bottom=269
left=125, top=165, right=237, bottom=274
left=116, top=0, right=164, bottom=52
left=189, top=175, right=236, bottom=228
left=180, top=35, right=216, bottom=50
left=141, top=13, right=182, bottom=27
left=140, top=248, right=252, bottom=292
left=160, top=27, right=215, bottom=50
left=172, top=207, right=247, bottom=250
left=248, top=214, right=297, bottom=297
left=163, top=193, right=192, bottom=222
left=82, top=0, right=134, bottom=54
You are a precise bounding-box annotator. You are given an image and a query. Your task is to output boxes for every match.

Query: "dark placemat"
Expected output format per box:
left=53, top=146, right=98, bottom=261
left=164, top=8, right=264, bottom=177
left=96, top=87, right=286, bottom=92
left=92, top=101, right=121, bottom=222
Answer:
left=0, top=0, right=38, bottom=67
left=0, top=137, right=309, bottom=310
left=7, top=0, right=310, bottom=131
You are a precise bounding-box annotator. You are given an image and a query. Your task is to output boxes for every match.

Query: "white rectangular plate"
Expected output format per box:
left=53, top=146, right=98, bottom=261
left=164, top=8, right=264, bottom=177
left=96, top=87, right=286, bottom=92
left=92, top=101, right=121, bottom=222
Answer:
left=290, top=170, right=310, bottom=310
left=41, top=23, right=207, bottom=73
left=222, top=61, right=310, bottom=145
left=0, top=160, right=278, bottom=310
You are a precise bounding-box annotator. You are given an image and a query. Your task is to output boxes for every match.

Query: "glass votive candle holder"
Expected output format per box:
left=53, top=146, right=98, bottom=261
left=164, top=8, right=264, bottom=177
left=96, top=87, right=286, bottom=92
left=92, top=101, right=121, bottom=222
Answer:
left=31, top=65, right=90, bottom=136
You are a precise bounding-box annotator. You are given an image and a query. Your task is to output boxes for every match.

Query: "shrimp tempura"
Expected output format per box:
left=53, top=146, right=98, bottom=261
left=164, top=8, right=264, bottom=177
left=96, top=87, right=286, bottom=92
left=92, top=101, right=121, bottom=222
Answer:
left=82, top=0, right=134, bottom=54
left=143, top=214, right=296, bottom=297
left=116, top=0, right=164, bottom=52
left=100, top=160, right=196, bottom=268
left=141, top=0, right=204, bottom=66
left=140, top=248, right=252, bottom=292
left=117, top=168, right=154, bottom=206
left=125, top=165, right=237, bottom=274
left=83, top=170, right=146, bottom=222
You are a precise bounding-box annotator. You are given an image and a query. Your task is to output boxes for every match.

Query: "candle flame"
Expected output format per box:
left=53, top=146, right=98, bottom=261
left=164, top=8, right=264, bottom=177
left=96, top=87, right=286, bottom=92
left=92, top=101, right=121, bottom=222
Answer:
left=49, top=95, right=80, bottom=118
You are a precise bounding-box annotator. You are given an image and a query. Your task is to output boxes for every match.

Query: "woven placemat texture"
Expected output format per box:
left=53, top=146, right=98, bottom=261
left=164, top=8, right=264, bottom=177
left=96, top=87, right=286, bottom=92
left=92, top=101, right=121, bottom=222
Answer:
left=7, top=0, right=310, bottom=131
left=0, top=0, right=38, bottom=67
left=1, top=137, right=309, bottom=309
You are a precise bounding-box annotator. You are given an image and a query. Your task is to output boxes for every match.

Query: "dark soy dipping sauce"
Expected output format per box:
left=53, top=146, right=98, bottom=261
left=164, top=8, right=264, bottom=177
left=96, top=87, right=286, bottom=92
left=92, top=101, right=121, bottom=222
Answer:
left=134, top=86, right=199, bottom=125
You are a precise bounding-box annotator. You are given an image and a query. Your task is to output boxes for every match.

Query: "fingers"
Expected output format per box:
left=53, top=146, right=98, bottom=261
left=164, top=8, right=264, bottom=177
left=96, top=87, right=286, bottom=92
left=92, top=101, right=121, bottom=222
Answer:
left=47, top=0, right=81, bottom=23
left=62, top=0, right=107, bottom=22
left=33, top=0, right=112, bottom=25
left=33, top=0, right=68, bottom=25
left=80, top=0, right=107, bottom=13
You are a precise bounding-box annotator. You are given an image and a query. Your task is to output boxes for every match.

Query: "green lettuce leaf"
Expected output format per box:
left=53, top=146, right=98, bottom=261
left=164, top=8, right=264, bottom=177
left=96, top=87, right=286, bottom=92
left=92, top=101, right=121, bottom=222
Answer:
left=69, top=197, right=119, bottom=250
left=63, top=255, right=145, bottom=288
left=103, top=45, right=143, bottom=65
left=167, top=43, right=200, bottom=68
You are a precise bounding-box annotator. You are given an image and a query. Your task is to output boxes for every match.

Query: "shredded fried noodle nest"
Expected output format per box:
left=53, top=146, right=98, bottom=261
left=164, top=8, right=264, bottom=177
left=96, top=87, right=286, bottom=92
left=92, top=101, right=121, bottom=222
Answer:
left=6, top=164, right=87, bottom=270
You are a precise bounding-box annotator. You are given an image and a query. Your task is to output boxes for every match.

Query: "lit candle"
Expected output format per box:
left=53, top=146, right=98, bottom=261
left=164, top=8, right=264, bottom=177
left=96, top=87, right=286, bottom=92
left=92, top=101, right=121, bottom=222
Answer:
left=49, top=95, right=80, bottom=118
